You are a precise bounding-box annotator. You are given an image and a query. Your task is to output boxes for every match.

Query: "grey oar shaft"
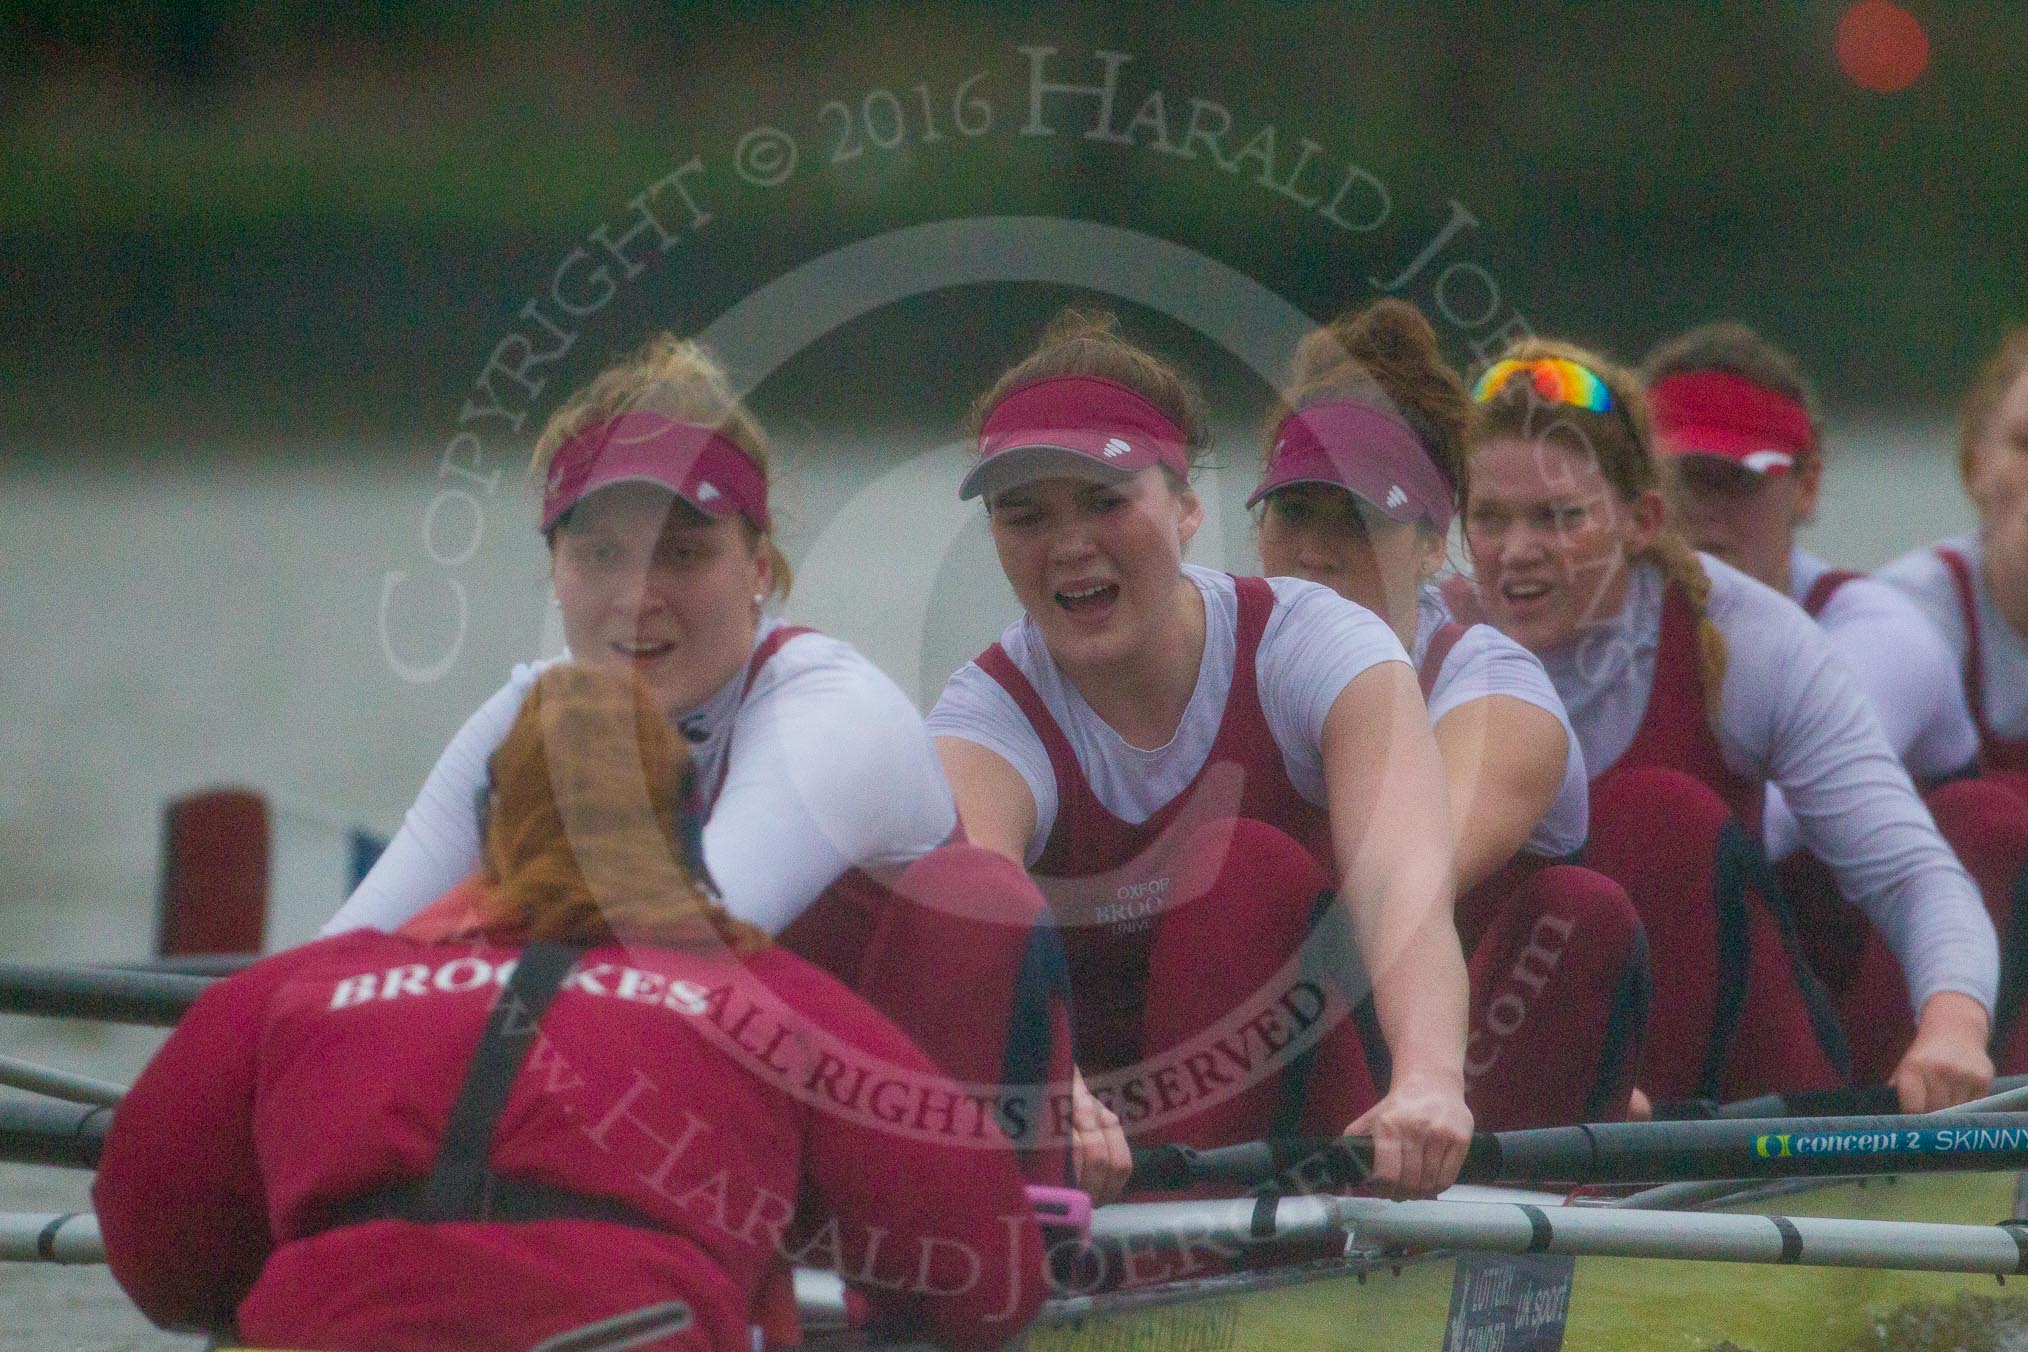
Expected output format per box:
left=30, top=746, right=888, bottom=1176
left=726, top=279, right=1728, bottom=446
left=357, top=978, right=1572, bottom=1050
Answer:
left=0, top=1054, right=125, bottom=1107
left=0, top=1213, right=103, bottom=1264
left=1334, top=1196, right=2027, bottom=1274
left=0, top=962, right=208, bottom=1026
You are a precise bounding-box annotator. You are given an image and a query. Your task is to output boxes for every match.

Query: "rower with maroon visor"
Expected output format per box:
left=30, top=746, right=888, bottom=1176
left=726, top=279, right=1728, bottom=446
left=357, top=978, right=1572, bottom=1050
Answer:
left=1645, top=322, right=2028, bottom=1087
left=325, top=333, right=1072, bottom=1179
left=930, top=310, right=1471, bottom=1202
left=1252, top=300, right=1650, bottom=1130
left=1455, top=338, right=1998, bottom=1113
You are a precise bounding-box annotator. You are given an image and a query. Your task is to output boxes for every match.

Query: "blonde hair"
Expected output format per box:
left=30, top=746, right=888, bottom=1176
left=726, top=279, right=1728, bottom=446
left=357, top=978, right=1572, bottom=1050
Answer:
left=1267, top=297, right=1468, bottom=512
left=969, top=308, right=1212, bottom=481
left=481, top=662, right=768, bottom=954
left=1959, top=327, right=2028, bottom=490
left=531, top=333, right=791, bottom=602
left=1467, top=337, right=1729, bottom=716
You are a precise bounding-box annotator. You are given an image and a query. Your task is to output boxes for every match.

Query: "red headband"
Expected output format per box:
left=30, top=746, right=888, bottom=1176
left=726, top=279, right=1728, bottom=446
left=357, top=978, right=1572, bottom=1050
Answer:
left=959, top=375, right=1189, bottom=501
left=541, top=411, right=770, bottom=532
left=1649, top=370, right=1815, bottom=476
left=1249, top=400, right=1455, bottom=533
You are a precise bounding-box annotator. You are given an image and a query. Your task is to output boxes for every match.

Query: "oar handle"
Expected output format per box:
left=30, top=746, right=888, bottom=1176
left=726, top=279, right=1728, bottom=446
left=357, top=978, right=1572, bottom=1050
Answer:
left=1652, top=1082, right=1905, bottom=1122
left=1126, top=1139, right=1357, bottom=1193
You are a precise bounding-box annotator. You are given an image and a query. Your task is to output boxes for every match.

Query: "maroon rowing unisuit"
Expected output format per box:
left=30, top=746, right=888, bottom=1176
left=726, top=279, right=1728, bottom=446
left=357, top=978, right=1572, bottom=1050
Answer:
left=1581, top=583, right=1850, bottom=1102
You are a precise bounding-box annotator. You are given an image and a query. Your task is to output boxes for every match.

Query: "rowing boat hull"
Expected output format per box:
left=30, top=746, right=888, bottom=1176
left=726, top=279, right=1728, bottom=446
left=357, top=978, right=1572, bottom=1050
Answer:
left=1009, top=1172, right=2025, bottom=1351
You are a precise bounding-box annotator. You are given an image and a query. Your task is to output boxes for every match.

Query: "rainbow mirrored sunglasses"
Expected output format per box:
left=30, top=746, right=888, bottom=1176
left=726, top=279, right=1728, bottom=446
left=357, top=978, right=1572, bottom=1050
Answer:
left=1471, top=357, right=1616, bottom=414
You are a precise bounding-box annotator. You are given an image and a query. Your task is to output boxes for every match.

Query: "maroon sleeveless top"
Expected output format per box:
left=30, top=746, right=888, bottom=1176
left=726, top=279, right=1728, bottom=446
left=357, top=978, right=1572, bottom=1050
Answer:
left=975, top=575, right=1332, bottom=1072
left=1418, top=620, right=1467, bottom=700
left=1801, top=568, right=1863, bottom=620
left=1593, top=582, right=1766, bottom=831
left=1937, top=546, right=2028, bottom=776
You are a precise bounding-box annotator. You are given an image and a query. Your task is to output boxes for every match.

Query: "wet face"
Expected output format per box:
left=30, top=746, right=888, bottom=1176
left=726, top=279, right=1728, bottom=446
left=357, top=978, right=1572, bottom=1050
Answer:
left=1255, top=483, right=1443, bottom=634
left=1665, top=454, right=1817, bottom=592
left=549, top=483, right=770, bottom=716
left=986, top=468, right=1203, bottom=678
left=1969, top=371, right=2028, bottom=586
left=1463, top=435, right=1663, bottom=654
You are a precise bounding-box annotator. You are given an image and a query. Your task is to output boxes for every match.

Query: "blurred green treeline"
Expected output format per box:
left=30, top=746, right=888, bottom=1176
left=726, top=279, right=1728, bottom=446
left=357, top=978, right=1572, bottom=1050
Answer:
left=2, top=1, right=2022, bottom=447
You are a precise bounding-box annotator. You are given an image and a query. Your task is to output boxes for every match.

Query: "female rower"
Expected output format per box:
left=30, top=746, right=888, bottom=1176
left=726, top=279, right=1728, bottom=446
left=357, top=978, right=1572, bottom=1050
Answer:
left=1643, top=322, right=2028, bottom=1083
left=98, top=663, right=1046, bottom=1352
left=1877, top=329, right=2028, bottom=804
left=324, top=335, right=1067, bottom=1168
left=1457, top=337, right=1997, bottom=1112
left=928, top=311, right=1472, bottom=1201
left=1251, top=300, right=1648, bottom=1130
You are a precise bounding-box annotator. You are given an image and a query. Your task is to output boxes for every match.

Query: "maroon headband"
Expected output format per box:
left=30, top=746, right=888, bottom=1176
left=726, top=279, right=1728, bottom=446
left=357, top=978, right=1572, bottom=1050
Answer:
left=1248, top=399, right=1455, bottom=533
left=959, top=375, right=1190, bottom=501
left=1649, top=370, right=1815, bottom=476
left=540, top=411, right=770, bottom=532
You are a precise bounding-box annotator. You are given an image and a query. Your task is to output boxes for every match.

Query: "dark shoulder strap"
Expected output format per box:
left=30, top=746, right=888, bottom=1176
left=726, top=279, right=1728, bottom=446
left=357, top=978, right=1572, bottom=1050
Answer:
left=975, top=642, right=1082, bottom=791
left=418, top=942, right=585, bottom=1222
left=1231, top=574, right=1275, bottom=650
left=1226, top=575, right=1275, bottom=706
left=1936, top=546, right=1991, bottom=724
left=1419, top=621, right=1468, bottom=701
left=1801, top=568, right=1863, bottom=620
left=742, top=625, right=818, bottom=699
left=702, top=625, right=820, bottom=813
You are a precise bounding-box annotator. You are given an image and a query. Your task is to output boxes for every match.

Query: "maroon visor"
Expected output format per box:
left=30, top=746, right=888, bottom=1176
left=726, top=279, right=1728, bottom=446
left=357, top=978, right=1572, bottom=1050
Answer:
left=1248, top=399, right=1455, bottom=533
left=541, top=411, right=769, bottom=533
left=959, top=375, right=1190, bottom=501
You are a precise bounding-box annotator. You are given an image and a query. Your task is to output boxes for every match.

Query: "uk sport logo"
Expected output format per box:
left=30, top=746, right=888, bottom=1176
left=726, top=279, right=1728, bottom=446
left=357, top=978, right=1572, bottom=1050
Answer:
left=1385, top=484, right=1408, bottom=510
left=1101, top=437, right=1132, bottom=458
left=696, top=481, right=722, bottom=502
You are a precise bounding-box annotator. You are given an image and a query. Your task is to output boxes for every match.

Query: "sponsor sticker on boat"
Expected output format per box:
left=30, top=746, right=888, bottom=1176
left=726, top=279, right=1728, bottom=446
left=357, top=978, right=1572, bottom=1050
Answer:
left=1754, top=1126, right=2028, bottom=1158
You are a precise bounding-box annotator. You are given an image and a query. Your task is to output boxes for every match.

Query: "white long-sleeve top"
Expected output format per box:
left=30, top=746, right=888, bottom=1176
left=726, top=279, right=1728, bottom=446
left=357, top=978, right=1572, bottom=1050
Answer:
left=1532, top=554, right=1996, bottom=1016
left=324, top=620, right=958, bottom=938
left=926, top=567, right=1406, bottom=867
left=1762, top=547, right=1980, bottom=860
left=1878, top=534, right=2028, bottom=743
left=1411, top=588, right=1589, bottom=859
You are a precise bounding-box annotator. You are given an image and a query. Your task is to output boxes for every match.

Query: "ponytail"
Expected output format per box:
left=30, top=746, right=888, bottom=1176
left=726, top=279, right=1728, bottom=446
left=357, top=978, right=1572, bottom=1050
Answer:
left=1643, top=535, right=1729, bottom=717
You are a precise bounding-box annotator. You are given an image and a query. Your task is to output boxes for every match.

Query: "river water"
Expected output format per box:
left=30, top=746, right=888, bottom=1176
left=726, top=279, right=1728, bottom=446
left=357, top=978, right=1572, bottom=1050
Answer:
left=0, top=415, right=1985, bottom=1348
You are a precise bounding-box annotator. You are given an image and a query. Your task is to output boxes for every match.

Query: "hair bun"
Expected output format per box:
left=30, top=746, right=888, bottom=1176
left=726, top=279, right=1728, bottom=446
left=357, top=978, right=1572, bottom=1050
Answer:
left=1037, top=307, right=1125, bottom=349
left=1289, top=299, right=1442, bottom=390
left=970, top=307, right=1210, bottom=453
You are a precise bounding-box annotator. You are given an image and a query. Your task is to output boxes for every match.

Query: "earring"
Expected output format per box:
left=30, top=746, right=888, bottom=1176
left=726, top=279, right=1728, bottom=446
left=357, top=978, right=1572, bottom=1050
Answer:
left=752, top=593, right=766, bottom=607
